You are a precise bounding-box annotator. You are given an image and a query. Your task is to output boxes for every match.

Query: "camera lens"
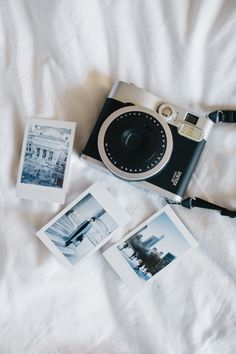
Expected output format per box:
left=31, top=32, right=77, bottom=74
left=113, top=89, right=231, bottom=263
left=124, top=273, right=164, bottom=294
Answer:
left=121, top=129, right=149, bottom=153
left=122, top=130, right=142, bottom=152
left=98, top=107, right=173, bottom=181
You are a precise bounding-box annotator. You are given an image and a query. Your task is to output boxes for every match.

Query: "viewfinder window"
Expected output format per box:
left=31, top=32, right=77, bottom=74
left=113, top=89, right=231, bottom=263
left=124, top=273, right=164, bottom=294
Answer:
left=185, top=113, right=199, bottom=125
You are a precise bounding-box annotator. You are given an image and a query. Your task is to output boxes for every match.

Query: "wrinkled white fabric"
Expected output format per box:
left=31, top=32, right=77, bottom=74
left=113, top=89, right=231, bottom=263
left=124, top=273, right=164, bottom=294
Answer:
left=0, top=1, right=236, bottom=353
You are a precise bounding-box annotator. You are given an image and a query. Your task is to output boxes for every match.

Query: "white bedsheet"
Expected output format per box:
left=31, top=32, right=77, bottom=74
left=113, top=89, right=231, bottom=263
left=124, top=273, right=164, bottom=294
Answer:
left=1, top=1, right=236, bottom=353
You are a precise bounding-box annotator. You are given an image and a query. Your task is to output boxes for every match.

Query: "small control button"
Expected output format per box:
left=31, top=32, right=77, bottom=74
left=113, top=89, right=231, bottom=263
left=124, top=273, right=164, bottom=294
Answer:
left=158, top=103, right=176, bottom=121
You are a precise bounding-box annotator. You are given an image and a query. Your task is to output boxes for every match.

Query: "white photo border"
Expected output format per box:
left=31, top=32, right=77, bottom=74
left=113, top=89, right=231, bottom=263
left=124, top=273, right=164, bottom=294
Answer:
left=103, top=205, right=198, bottom=295
left=16, top=117, right=76, bottom=204
left=36, top=182, right=131, bottom=270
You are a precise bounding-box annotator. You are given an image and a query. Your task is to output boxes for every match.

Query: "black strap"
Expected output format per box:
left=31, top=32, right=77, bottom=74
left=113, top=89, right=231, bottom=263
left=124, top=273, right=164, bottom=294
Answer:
left=167, top=197, right=236, bottom=218
left=166, top=109, right=236, bottom=218
left=209, top=110, right=236, bottom=123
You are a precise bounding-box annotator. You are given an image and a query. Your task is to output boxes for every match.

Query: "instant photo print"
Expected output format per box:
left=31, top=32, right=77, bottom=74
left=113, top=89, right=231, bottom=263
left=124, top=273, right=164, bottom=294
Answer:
left=103, top=205, right=198, bottom=295
left=36, top=182, right=131, bottom=270
left=16, top=118, right=76, bottom=204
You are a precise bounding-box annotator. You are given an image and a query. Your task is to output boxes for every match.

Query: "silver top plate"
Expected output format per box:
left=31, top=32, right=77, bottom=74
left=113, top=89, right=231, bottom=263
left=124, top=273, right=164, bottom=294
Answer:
left=109, top=81, right=214, bottom=141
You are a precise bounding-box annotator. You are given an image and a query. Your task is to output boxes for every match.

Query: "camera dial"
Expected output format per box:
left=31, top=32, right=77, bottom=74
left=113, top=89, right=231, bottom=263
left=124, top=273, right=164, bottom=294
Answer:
left=158, top=103, right=176, bottom=121
left=98, top=106, right=173, bottom=181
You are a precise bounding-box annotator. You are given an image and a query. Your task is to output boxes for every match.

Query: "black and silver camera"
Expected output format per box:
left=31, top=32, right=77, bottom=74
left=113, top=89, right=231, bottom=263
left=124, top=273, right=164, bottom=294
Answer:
left=81, top=81, right=214, bottom=202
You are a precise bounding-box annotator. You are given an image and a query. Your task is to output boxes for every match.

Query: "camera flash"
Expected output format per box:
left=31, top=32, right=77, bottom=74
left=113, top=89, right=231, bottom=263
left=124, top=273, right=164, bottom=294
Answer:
left=178, top=123, right=203, bottom=142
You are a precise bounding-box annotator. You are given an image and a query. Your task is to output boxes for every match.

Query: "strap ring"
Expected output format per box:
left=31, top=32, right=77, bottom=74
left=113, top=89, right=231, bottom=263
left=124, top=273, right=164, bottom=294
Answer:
left=216, top=110, right=223, bottom=123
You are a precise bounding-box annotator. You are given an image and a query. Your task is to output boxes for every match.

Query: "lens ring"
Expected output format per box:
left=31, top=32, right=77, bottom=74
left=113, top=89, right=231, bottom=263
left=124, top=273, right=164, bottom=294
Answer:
left=98, top=106, right=173, bottom=181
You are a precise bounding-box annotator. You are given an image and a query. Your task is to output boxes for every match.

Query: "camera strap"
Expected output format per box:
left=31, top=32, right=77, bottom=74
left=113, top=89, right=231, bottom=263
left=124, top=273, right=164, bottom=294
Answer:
left=167, top=110, right=236, bottom=218
left=167, top=197, right=236, bottom=218
left=208, top=110, right=236, bottom=123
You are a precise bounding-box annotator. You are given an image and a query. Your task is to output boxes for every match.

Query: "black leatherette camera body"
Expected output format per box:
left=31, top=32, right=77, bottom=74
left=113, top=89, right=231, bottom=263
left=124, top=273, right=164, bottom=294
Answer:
left=81, top=82, right=213, bottom=202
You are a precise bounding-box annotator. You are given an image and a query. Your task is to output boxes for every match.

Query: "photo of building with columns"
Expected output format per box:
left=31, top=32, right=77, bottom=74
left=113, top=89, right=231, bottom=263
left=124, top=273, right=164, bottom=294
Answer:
left=21, top=124, right=72, bottom=188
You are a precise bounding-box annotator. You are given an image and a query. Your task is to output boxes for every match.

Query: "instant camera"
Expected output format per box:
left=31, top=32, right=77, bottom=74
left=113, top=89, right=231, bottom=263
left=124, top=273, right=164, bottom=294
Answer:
left=81, top=81, right=214, bottom=202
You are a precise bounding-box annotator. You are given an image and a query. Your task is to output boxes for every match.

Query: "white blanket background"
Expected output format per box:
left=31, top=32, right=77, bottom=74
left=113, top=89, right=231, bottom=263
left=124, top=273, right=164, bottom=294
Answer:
left=0, top=1, right=236, bottom=353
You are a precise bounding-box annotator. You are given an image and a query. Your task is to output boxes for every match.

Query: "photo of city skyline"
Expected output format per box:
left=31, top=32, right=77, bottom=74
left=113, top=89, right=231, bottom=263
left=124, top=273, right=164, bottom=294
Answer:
left=117, top=211, right=191, bottom=282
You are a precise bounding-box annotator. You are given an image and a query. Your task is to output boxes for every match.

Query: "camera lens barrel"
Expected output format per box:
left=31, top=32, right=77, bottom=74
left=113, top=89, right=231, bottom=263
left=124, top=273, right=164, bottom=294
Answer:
left=98, top=106, right=173, bottom=181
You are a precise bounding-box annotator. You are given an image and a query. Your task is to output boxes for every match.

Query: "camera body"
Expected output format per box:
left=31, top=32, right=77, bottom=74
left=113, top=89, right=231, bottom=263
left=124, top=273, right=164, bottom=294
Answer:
left=81, top=81, right=214, bottom=202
